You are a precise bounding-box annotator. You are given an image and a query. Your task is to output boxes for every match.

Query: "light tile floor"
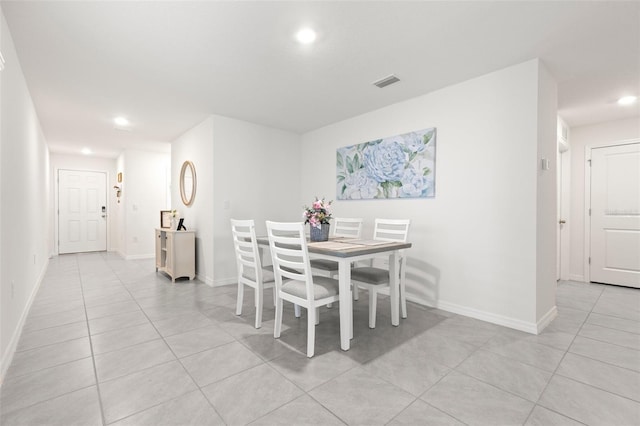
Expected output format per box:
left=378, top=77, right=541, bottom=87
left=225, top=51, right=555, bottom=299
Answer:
left=1, top=252, right=639, bottom=425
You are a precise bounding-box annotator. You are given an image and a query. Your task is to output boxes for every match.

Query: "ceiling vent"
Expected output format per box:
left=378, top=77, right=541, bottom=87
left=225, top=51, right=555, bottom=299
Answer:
left=373, top=74, right=400, bottom=88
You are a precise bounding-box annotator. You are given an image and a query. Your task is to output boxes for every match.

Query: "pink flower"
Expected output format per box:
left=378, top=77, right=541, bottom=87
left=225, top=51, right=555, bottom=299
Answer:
left=303, top=197, right=333, bottom=227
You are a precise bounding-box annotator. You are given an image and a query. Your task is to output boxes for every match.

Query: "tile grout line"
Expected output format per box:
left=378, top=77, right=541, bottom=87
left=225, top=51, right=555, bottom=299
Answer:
left=99, top=253, right=229, bottom=424
left=522, top=280, right=607, bottom=425
left=76, top=253, right=110, bottom=426
left=0, top=258, right=100, bottom=420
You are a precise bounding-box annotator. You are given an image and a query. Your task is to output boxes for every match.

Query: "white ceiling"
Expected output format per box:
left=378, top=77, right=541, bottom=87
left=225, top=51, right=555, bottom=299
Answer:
left=2, top=1, right=639, bottom=158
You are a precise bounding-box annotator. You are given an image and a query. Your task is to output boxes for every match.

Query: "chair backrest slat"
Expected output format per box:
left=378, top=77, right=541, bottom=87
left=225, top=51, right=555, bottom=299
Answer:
left=332, top=217, right=364, bottom=238
left=266, top=221, right=314, bottom=300
left=373, top=219, right=410, bottom=243
left=231, top=219, right=263, bottom=284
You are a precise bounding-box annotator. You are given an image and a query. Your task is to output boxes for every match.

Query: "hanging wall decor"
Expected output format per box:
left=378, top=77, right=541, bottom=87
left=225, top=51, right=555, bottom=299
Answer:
left=336, top=127, right=436, bottom=200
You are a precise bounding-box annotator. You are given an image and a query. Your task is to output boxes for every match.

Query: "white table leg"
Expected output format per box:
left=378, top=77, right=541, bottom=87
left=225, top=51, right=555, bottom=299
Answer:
left=389, top=251, right=400, bottom=326
left=338, top=259, right=352, bottom=350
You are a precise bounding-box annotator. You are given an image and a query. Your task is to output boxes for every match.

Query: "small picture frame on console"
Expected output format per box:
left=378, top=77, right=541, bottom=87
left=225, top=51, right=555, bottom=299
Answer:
left=160, top=210, right=172, bottom=229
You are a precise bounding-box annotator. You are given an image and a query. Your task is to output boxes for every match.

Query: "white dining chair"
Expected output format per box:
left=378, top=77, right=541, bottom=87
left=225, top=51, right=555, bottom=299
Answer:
left=310, top=217, right=364, bottom=277
left=350, top=218, right=410, bottom=328
left=231, top=219, right=276, bottom=329
left=267, top=221, right=340, bottom=357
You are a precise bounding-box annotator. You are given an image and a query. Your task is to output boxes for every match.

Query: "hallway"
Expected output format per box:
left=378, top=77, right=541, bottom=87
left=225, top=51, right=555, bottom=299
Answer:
left=1, top=253, right=639, bottom=425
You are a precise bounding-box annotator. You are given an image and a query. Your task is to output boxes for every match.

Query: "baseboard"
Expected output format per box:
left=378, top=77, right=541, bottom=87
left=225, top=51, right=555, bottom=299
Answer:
left=405, top=292, right=435, bottom=307
left=536, top=305, right=558, bottom=334
left=196, top=274, right=215, bottom=287
left=211, top=277, right=236, bottom=287
left=0, top=257, right=49, bottom=384
left=569, top=274, right=585, bottom=283
left=436, top=300, right=539, bottom=334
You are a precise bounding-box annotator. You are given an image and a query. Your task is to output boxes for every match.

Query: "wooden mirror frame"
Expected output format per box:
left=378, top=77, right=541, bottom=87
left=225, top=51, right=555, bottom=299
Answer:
left=180, top=160, right=197, bottom=206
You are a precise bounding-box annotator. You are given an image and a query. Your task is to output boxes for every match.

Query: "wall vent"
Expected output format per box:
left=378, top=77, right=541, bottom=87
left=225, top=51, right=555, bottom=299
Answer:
left=373, top=74, right=400, bottom=88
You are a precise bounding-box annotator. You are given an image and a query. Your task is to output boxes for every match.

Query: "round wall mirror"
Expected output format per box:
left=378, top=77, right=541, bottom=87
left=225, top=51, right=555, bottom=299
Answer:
left=180, top=161, right=197, bottom=206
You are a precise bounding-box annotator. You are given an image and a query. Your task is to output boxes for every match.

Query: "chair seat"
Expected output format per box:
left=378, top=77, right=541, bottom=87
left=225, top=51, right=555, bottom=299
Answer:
left=281, top=275, right=339, bottom=300
left=310, top=258, right=339, bottom=271
left=351, top=266, right=389, bottom=285
left=242, top=265, right=275, bottom=283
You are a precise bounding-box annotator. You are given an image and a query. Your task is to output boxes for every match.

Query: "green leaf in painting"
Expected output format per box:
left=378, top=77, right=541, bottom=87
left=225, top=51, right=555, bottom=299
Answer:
left=423, top=130, right=434, bottom=145
left=337, top=151, right=344, bottom=169
left=346, top=156, right=354, bottom=174
left=423, top=167, right=431, bottom=176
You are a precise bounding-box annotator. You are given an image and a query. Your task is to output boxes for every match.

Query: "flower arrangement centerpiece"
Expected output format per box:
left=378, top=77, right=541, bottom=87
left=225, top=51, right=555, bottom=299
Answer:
left=303, top=197, right=333, bottom=241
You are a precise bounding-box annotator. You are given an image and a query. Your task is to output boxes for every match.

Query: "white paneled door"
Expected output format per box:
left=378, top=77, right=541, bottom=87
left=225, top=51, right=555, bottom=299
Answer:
left=58, top=170, right=107, bottom=254
left=590, top=142, right=640, bottom=288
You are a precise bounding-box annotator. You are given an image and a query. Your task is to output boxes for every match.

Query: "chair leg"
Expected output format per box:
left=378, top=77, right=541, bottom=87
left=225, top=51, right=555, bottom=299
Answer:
left=294, top=304, right=301, bottom=318
left=400, top=280, right=407, bottom=319
left=235, top=282, right=243, bottom=316
left=353, top=284, right=359, bottom=300
left=307, top=306, right=316, bottom=357
left=330, top=271, right=338, bottom=279
left=369, top=288, right=377, bottom=329
left=274, top=296, right=283, bottom=338
left=315, top=307, right=320, bottom=325
left=400, top=260, right=407, bottom=319
left=328, top=271, right=337, bottom=308
left=255, top=287, right=263, bottom=329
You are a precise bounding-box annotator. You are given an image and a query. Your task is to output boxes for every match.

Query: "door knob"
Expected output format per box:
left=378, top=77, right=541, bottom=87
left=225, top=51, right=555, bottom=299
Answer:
left=559, top=219, right=566, bottom=224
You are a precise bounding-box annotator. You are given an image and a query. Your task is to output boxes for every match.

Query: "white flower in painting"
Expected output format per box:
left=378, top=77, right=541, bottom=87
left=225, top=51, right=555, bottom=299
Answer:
left=343, top=169, right=379, bottom=199
left=404, top=132, right=427, bottom=153
left=363, top=141, right=406, bottom=183
left=399, top=167, right=429, bottom=198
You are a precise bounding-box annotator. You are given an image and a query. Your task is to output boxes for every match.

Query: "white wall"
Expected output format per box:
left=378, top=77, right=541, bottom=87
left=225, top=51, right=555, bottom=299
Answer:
left=300, top=59, right=556, bottom=333
left=211, top=115, right=301, bottom=284
left=49, top=154, right=118, bottom=255
left=115, top=154, right=125, bottom=254
left=121, top=149, right=171, bottom=259
left=0, top=10, right=51, bottom=380
left=568, top=117, right=640, bottom=282
left=171, top=117, right=215, bottom=284
left=170, top=115, right=301, bottom=286
left=557, top=116, right=571, bottom=281
left=535, top=64, right=558, bottom=325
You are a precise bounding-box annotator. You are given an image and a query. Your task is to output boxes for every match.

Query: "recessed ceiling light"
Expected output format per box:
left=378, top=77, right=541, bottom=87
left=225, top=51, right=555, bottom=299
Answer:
left=296, top=28, right=316, bottom=44
left=617, top=96, right=638, bottom=106
left=81, top=148, right=92, bottom=155
left=114, top=116, right=129, bottom=126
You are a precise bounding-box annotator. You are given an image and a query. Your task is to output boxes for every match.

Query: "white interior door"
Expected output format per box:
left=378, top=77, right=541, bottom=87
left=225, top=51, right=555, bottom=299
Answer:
left=59, top=170, right=107, bottom=254
left=590, top=143, right=640, bottom=288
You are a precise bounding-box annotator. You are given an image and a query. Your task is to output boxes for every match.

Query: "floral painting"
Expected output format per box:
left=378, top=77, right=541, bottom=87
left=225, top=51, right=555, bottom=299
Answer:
left=336, top=127, right=436, bottom=200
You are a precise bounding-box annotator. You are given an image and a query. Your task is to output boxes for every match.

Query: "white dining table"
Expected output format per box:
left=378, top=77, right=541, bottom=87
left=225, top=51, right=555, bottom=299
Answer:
left=257, top=237, right=411, bottom=351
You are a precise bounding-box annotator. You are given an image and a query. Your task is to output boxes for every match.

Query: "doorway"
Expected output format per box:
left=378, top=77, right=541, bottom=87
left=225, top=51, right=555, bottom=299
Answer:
left=557, top=145, right=570, bottom=281
left=588, top=142, right=640, bottom=288
left=58, top=169, right=107, bottom=254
